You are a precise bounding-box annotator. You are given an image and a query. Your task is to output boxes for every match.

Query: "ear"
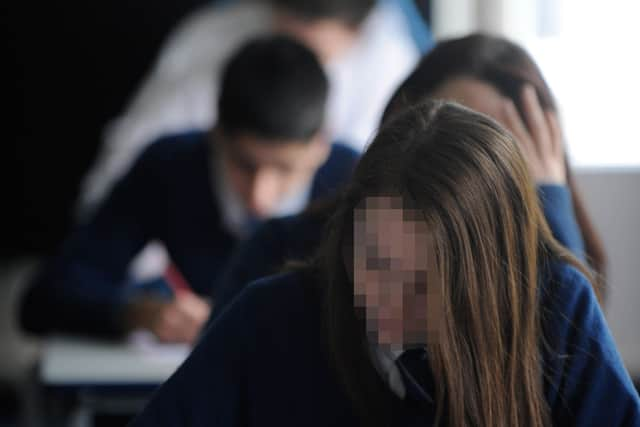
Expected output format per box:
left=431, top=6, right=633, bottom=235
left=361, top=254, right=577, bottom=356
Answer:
left=308, top=132, right=331, bottom=167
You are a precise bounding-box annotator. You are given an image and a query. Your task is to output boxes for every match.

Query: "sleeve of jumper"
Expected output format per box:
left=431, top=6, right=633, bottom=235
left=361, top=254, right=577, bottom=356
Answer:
left=546, top=266, right=640, bottom=426
left=537, top=184, right=586, bottom=262
left=20, top=142, right=170, bottom=337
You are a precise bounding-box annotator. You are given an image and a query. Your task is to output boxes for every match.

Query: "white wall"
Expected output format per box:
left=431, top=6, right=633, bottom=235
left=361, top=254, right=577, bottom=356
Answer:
left=575, top=169, right=640, bottom=377
left=431, top=0, right=538, bottom=42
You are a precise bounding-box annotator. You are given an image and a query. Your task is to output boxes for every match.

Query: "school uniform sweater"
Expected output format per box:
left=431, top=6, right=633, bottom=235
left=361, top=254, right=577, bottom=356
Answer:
left=130, top=262, right=640, bottom=426
left=19, top=131, right=358, bottom=337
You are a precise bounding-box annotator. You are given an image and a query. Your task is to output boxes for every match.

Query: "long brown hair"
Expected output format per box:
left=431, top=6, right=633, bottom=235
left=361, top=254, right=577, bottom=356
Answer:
left=382, top=33, right=606, bottom=299
left=319, top=100, right=589, bottom=426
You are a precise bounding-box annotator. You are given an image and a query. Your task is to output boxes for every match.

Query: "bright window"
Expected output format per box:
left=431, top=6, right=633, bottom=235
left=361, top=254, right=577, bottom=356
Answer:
left=526, top=0, right=640, bottom=168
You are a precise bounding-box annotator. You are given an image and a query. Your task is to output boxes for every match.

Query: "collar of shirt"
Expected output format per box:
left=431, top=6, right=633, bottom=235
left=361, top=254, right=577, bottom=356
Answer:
left=371, top=345, right=434, bottom=403
left=371, top=346, right=407, bottom=399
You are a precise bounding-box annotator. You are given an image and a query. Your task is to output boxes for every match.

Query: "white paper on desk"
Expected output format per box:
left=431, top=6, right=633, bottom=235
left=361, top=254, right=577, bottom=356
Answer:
left=127, top=330, right=190, bottom=363
left=41, top=332, right=191, bottom=385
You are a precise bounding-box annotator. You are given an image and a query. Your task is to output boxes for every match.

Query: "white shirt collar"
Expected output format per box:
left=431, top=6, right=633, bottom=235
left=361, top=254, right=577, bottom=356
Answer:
left=371, top=346, right=406, bottom=399
left=212, top=147, right=312, bottom=238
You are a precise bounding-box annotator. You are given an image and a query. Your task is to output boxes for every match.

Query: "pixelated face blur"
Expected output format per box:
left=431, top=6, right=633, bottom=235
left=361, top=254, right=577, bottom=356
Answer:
left=219, top=132, right=329, bottom=219
left=353, top=196, right=441, bottom=352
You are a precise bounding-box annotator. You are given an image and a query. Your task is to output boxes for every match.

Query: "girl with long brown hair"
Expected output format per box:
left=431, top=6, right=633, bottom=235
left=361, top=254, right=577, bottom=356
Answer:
left=131, top=101, right=638, bottom=427
left=383, top=33, right=607, bottom=300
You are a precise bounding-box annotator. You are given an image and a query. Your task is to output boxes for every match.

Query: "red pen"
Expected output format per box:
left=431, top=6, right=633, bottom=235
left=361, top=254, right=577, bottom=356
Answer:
left=165, top=263, right=192, bottom=295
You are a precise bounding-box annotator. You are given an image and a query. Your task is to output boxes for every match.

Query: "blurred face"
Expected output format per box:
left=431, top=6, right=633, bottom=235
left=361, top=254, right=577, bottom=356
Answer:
left=218, top=131, right=329, bottom=219
left=353, top=196, right=441, bottom=352
left=430, top=77, right=505, bottom=122
left=273, top=12, right=359, bottom=63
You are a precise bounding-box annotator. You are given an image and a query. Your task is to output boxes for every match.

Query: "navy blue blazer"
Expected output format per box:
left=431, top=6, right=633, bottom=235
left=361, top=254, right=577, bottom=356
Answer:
left=131, top=262, right=640, bottom=426
left=209, top=184, right=586, bottom=324
left=20, top=131, right=358, bottom=336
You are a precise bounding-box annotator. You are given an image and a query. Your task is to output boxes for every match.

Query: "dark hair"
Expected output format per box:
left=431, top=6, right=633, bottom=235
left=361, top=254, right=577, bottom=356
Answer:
left=218, top=35, right=328, bottom=142
left=318, top=100, right=590, bottom=427
left=382, top=33, right=607, bottom=299
left=269, top=0, right=375, bottom=26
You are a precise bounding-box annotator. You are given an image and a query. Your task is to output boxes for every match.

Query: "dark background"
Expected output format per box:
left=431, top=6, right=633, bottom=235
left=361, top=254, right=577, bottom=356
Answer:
left=3, top=0, right=431, bottom=259
left=4, top=0, right=210, bottom=257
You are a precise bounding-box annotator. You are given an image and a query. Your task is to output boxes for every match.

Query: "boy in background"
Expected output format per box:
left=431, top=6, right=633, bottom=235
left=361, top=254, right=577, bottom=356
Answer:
left=20, top=36, right=358, bottom=343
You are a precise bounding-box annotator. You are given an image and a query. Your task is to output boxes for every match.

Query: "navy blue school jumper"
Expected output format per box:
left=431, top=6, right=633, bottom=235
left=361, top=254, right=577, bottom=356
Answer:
left=209, top=184, right=586, bottom=324
left=19, top=131, right=358, bottom=337
left=130, top=262, right=640, bottom=426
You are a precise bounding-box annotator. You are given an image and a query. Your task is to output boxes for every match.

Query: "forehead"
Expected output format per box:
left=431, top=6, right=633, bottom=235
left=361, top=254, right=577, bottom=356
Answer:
left=354, top=196, right=423, bottom=220
left=430, top=76, right=504, bottom=119
left=226, top=132, right=314, bottom=166
left=354, top=196, right=429, bottom=270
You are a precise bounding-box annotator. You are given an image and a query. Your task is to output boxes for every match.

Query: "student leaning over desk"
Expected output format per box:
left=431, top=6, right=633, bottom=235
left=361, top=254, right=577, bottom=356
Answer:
left=79, top=0, right=425, bottom=212
left=19, top=35, right=358, bottom=343
left=131, top=101, right=640, bottom=427
left=387, top=34, right=607, bottom=297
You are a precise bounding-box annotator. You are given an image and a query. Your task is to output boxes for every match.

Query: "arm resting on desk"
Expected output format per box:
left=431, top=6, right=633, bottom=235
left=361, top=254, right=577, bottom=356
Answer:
left=20, top=142, right=170, bottom=337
